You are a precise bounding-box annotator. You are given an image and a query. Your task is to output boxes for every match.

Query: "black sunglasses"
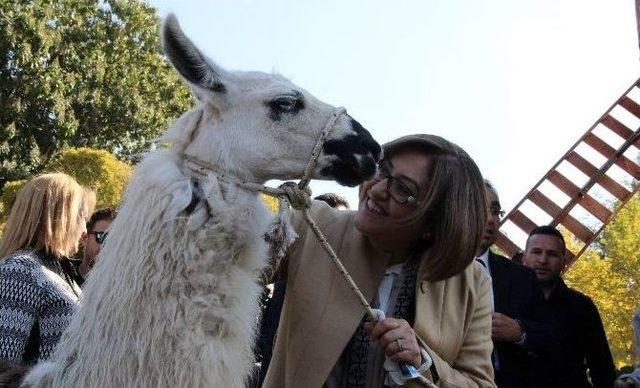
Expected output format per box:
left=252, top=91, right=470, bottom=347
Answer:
left=89, top=231, right=108, bottom=244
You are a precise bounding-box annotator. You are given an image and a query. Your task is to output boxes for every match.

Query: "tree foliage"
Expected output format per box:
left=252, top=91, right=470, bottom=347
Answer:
left=0, top=0, right=192, bottom=189
left=0, top=179, right=25, bottom=219
left=565, top=194, right=640, bottom=368
left=45, top=147, right=132, bottom=208
left=1, top=147, right=132, bottom=221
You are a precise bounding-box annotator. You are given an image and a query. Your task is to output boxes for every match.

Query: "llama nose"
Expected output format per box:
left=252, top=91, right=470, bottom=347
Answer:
left=359, top=155, right=377, bottom=179
left=349, top=117, right=381, bottom=161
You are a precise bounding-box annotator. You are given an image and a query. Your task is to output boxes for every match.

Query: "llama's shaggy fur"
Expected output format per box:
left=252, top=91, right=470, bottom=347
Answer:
left=26, top=148, right=273, bottom=388
left=21, top=13, right=379, bottom=388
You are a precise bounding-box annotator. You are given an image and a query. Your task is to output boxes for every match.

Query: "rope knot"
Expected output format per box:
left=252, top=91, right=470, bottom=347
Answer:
left=278, top=181, right=312, bottom=210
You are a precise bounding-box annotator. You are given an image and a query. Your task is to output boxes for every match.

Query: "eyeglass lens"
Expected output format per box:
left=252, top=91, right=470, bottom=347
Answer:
left=378, top=162, right=416, bottom=204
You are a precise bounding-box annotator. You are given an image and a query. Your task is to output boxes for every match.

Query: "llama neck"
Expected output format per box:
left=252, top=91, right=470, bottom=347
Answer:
left=182, top=157, right=267, bottom=195
left=182, top=145, right=265, bottom=185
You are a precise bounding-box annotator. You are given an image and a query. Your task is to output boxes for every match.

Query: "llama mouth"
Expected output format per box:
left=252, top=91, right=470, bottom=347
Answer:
left=320, top=157, right=377, bottom=187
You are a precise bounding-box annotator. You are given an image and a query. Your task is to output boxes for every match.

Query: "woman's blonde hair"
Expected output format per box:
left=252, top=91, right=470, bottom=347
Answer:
left=0, top=173, right=95, bottom=259
left=383, top=134, right=487, bottom=281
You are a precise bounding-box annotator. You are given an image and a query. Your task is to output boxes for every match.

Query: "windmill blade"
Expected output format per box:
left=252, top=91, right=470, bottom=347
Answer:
left=497, top=78, right=640, bottom=262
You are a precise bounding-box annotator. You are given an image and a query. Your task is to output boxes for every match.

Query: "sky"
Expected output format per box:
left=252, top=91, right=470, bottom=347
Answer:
left=148, top=0, right=639, bottom=218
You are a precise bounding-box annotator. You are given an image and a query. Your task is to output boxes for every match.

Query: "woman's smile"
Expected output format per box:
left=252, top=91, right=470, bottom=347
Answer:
left=365, top=198, right=388, bottom=217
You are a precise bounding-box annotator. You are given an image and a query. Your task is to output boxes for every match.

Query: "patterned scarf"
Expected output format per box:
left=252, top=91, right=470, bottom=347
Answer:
left=343, top=258, right=419, bottom=387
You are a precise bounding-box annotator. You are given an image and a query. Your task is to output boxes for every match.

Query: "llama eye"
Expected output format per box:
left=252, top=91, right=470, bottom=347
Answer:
left=266, top=94, right=305, bottom=121
left=273, top=97, right=298, bottom=112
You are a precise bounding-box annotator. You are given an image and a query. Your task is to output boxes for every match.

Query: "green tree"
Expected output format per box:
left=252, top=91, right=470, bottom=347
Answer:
left=0, top=0, right=192, bottom=190
left=565, top=194, right=640, bottom=368
left=0, top=147, right=132, bottom=216
left=46, top=147, right=132, bottom=208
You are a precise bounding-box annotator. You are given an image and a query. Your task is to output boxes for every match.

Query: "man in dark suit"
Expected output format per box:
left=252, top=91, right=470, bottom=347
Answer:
left=475, top=181, right=553, bottom=388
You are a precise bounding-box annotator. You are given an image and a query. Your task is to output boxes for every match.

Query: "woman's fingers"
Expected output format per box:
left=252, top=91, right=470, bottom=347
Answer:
left=367, top=317, right=402, bottom=341
left=366, top=318, right=422, bottom=366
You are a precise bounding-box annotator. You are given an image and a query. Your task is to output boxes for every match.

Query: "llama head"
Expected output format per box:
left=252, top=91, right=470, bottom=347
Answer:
left=161, top=14, right=381, bottom=187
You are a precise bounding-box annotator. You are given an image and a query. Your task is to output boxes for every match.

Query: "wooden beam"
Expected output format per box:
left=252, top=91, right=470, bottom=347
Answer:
left=583, top=133, right=615, bottom=158
left=547, top=170, right=580, bottom=197
left=616, top=159, right=640, bottom=180
left=601, top=115, right=634, bottom=140
left=495, top=232, right=521, bottom=258
left=558, top=217, right=595, bottom=244
left=619, top=96, right=640, bottom=118
left=565, top=152, right=631, bottom=200
left=583, top=133, right=640, bottom=179
left=547, top=170, right=612, bottom=222
left=529, top=190, right=562, bottom=218
left=509, top=210, right=538, bottom=235
left=529, top=190, right=594, bottom=243
left=578, top=195, right=612, bottom=224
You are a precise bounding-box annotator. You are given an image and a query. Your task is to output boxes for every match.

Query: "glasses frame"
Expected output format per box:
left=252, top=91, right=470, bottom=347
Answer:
left=376, top=161, right=421, bottom=207
left=488, top=205, right=505, bottom=219
left=88, top=231, right=108, bottom=244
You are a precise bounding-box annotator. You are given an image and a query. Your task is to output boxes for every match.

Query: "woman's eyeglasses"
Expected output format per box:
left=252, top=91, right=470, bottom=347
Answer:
left=375, top=161, right=420, bottom=207
left=489, top=205, right=506, bottom=219
left=89, top=231, right=108, bottom=244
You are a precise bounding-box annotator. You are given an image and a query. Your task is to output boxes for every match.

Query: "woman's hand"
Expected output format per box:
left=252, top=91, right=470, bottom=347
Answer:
left=364, top=317, right=422, bottom=367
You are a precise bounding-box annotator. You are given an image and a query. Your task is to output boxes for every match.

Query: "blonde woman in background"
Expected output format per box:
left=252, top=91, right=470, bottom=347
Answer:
left=0, top=173, right=95, bottom=365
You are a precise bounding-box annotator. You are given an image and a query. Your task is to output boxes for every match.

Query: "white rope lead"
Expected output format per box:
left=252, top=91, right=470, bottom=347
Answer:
left=301, top=209, right=378, bottom=320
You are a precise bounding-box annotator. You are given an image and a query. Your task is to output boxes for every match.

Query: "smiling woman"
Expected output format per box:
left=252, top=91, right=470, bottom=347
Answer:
left=263, top=134, right=495, bottom=388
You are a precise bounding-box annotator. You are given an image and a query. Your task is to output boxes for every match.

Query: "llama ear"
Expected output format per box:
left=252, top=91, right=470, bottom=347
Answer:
left=162, top=14, right=227, bottom=94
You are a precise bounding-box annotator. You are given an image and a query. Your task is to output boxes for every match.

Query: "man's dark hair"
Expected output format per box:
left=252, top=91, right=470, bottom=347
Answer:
left=526, top=225, right=566, bottom=253
left=87, top=207, right=117, bottom=232
left=314, top=193, right=349, bottom=209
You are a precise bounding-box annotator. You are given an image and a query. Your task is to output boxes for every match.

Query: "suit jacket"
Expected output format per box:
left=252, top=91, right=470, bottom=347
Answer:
left=488, top=251, right=552, bottom=388
left=263, top=202, right=495, bottom=388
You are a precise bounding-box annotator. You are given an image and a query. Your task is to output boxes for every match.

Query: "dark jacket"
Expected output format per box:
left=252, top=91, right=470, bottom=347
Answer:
left=253, top=280, right=287, bottom=387
left=545, top=278, right=616, bottom=388
left=488, top=250, right=554, bottom=388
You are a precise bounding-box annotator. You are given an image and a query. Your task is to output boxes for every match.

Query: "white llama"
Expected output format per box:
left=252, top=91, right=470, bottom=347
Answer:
left=22, top=14, right=380, bottom=388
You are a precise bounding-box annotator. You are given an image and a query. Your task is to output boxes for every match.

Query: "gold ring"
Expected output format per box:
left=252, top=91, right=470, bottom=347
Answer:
left=396, top=338, right=404, bottom=352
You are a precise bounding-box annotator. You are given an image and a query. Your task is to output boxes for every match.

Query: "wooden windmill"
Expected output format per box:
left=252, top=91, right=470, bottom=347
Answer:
left=496, top=78, right=640, bottom=261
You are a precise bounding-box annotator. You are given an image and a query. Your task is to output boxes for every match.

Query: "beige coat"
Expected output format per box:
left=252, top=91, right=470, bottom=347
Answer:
left=263, top=202, right=495, bottom=388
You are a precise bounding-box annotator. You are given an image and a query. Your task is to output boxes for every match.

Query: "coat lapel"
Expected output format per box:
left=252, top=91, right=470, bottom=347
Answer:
left=489, top=251, right=509, bottom=314
left=292, top=219, right=389, bottom=386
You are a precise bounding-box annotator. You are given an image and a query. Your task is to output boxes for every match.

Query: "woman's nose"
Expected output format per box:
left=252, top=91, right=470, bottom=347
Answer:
left=369, top=177, right=390, bottom=200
